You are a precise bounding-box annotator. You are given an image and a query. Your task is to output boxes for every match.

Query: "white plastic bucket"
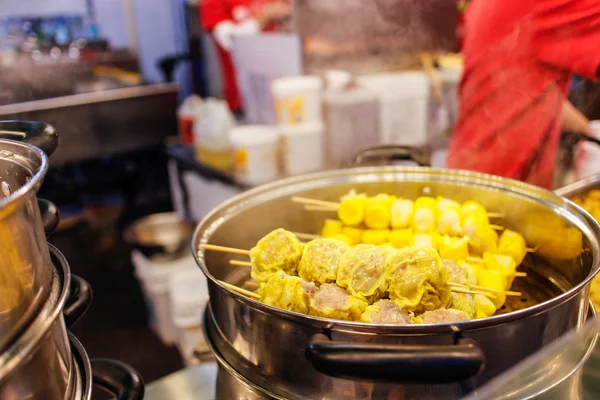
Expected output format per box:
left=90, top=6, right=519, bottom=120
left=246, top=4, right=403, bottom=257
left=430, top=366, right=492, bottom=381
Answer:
left=229, top=125, right=280, bottom=186
left=271, top=75, right=323, bottom=125
left=280, top=122, right=325, bottom=176
left=169, top=269, right=208, bottom=365
left=357, top=72, right=431, bottom=146
left=131, top=251, right=198, bottom=345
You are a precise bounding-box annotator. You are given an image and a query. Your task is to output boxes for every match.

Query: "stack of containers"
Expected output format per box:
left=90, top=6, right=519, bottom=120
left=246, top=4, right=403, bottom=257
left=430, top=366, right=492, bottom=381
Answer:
left=356, top=72, right=431, bottom=147
left=271, top=75, right=325, bottom=176
left=168, top=268, right=208, bottom=365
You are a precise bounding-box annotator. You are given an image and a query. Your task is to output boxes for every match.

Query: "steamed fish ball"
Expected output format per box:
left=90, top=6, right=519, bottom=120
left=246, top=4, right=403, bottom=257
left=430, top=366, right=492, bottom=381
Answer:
left=477, top=268, right=507, bottom=309
left=412, top=197, right=438, bottom=233
left=250, top=229, right=304, bottom=283
left=362, top=229, right=390, bottom=245
left=321, top=219, right=343, bottom=238
left=391, top=199, right=414, bottom=229
left=497, top=229, right=527, bottom=265
left=338, top=193, right=367, bottom=226
left=483, top=252, right=517, bottom=288
left=437, top=197, right=463, bottom=236
left=412, top=232, right=439, bottom=250
left=389, top=228, right=413, bottom=249
left=364, top=194, right=393, bottom=229
left=438, top=236, right=469, bottom=261
left=341, top=226, right=364, bottom=245
left=474, top=294, right=496, bottom=319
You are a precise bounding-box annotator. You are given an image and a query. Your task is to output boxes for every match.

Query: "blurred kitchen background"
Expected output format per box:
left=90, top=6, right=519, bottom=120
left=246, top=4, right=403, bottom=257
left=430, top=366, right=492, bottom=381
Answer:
left=2, top=0, right=600, bottom=385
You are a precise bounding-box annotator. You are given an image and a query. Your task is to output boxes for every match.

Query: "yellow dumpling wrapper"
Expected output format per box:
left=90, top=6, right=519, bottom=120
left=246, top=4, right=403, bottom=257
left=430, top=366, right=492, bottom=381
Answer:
left=308, top=283, right=368, bottom=321
left=386, top=246, right=451, bottom=313
left=259, top=271, right=314, bottom=314
left=360, top=299, right=412, bottom=324
left=341, top=226, right=364, bottom=245
left=391, top=199, right=414, bottom=229
left=450, top=293, right=476, bottom=318
left=336, top=244, right=389, bottom=302
left=298, top=238, right=350, bottom=285
left=497, top=229, right=527, bottom=265
left=250, top=229, right=304, bottom=283
left=362, top=229, right=389, bottom=245
left=322, top=219, right=343, bottom=238
left=389, top=228, right=413, bottom=249
left=413, top=308, right=470, bottom=324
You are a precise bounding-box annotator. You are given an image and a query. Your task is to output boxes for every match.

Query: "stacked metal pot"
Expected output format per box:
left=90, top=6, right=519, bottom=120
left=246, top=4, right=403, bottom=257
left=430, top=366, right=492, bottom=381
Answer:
left=193, top=147, right=600, bottom=399
left=0, top=121, right=144, bottom=400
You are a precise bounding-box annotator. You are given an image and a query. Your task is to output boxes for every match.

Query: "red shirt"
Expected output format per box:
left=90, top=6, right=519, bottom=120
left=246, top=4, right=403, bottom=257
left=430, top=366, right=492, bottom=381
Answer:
left=447, top=0, right=600, bottom=189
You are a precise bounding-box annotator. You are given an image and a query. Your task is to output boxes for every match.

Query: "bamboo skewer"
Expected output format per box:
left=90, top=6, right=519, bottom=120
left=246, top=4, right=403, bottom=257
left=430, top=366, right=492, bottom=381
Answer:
left=220, top=281, right=260, bottom=299
left=515, top=272, right=527, bottom=277
left=231, top=260, right=252, bottom=267
left=200, top=243, right=251, bottom=256
left=292, top=196, right=339, bottom=209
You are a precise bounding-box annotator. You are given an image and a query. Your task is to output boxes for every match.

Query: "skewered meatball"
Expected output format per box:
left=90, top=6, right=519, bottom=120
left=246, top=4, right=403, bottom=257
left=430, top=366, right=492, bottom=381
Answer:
left=336, top=244, right=390, bottom=302
left=308, top=283, right=368, bottom=321
left=258, top=271, right=317, bottom=314
left=391, top=199, right=414, bottom=229
left=298, top=238, right=349, bottom=285
left=497, top=229, right=527, bottom=265
left=443, top=259, right=477, bottom=318
left=386, top=246, right=451, bottom=313
left=360, top=299, right=412, bottom=324
left=250, top=228, right=304, bottom=283
left=412, top=197, right=437, bottom=233
left=364, top=194, right=394, bottom=229
left=413, top=308, right=471, bottom=324
left=338, top=191, right=367, bottom=226
left=437, top=197, right=463, bottom=236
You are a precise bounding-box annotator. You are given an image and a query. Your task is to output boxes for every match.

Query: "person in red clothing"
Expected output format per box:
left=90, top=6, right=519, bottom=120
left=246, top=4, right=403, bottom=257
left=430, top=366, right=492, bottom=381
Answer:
left=200, top=0, right=290, bottom=112
left=447, top=0, right=600, bottom=189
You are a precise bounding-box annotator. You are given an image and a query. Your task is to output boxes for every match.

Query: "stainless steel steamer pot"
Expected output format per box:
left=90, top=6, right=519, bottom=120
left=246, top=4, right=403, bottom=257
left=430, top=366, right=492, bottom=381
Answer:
left=0, top=121, right=59, bottom=351
left=193, top=167, right=600, bottom=399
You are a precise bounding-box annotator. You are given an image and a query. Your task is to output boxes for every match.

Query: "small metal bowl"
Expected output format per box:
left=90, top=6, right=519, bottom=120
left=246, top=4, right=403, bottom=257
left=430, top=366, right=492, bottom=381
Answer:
left=124, top=212, right=194, bottom=260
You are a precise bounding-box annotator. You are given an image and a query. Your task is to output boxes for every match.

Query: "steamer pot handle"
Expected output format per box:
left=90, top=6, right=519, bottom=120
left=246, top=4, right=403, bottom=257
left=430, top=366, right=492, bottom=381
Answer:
left=353, top=145, right=431, bottom=167
left=0, top=120, right=58, bottom=156
left=306, top=334, right=484, bottom=383
left=38, top=199, right=60, bottom=237
left=63, top=275, right=93, bottom=328
left=91, top=359, right=145, bottom=400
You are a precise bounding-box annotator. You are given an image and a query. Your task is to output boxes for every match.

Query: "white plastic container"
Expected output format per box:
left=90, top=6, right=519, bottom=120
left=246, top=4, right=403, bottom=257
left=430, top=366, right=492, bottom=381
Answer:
left=169, top=269, right=208, bottom=365
left=576, top=121, right=600, bottom=180
left=357, top=72, right=431, bottom=146
left=323, top=87, right=380, bottom=168
left=280, top=122, right=325, bottom=176
left=131, top=251, right=198, bottom=345
left=271, top=75, right=323, bottom=125
left=229, top=125, right=280, bottom=186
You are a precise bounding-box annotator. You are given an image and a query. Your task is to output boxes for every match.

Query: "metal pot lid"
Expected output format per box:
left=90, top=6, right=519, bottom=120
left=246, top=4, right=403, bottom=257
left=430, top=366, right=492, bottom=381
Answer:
left=194, top=166, right=600, bottom=332
left=0, top=243, right=70, bottom=380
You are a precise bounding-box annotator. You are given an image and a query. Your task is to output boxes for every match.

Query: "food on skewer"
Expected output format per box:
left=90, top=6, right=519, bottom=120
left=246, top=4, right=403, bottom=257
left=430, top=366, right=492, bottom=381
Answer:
left=321, top=219, right=343, bottom=238
left=364, top=194, right=394, bottom=229
left=250, top=228, right=304, bottom=283
left=412, top=232, right=438, bottom=249
left=341, top=226, right=364, bottom=245
left=258, top=271, right=317, bottom=314
left=390, top=199, right=414, bottom=229
left=337, top=191, right=366, bottom=226
left=362, top=229, right=389, bottom=245
left=389, top=228, right=413, bottom=249
left=412, top=196, right=438, bottom=233
left=336, top=244, right=390, bottom=302
left=413, top=308, right=471, bottom=324
left=437, top=197, right=463, bottom=236
left=360, top=299, right=413, bottom=324
left=308, top=283, right=368, bottom=321
left=204, top=228, right=525, bottom=324
left=438, top=236, right=470, bottom=261
left=572, top=191, right=600, bottom=309
left=386, top=246, right=451, bottom=313
left=298, top=238, right=349, bottom=285
left=497, top=229, right=527, bottom=265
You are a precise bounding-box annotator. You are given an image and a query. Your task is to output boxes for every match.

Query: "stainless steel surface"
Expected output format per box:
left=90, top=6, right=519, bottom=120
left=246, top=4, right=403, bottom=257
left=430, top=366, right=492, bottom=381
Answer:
left=0, top=244, right=73, bottom=400
left=0, top=138, right=53, bottom=351
left=69, top=332, right=93, bottom=400
left=193, top=166, right=600, bottom=399
left=124, top=212, right=195, bottom=261
left=0, top=84, right=179, bottom=165
left=145, top=363, right=217, bottom=400
left=555, top=173, right=600, bottom=199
